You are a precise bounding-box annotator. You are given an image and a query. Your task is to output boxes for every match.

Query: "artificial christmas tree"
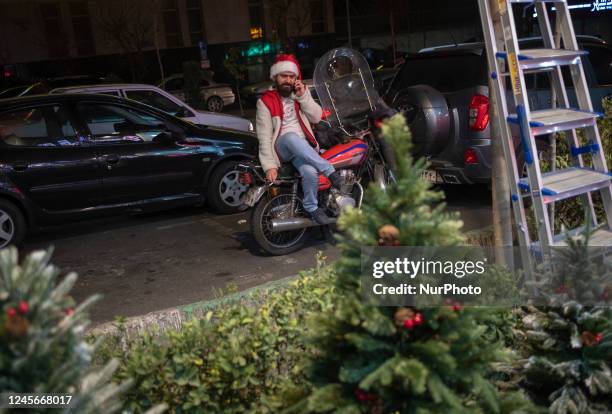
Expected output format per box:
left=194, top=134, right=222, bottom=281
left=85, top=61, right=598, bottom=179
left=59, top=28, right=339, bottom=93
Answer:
left=286, top=115, right=534, bottom=413
left=515, top=228, right=612, bottom=413
left=0, top=247, right=165, bottom=414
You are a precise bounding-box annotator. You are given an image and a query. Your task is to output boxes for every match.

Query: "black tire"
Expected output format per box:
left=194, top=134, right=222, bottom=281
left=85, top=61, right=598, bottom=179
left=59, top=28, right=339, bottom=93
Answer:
left=206, top=96, right=224, bottom=112
left=207, top=161, right=249, bottom=214
left=0, top=199, right=26, bottom=248
left=250, top=192, right=308, bottom=256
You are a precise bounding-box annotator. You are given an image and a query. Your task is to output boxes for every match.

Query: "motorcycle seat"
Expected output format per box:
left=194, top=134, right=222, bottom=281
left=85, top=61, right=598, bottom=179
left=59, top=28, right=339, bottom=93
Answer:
left=278, top=162, right=299, bottom=178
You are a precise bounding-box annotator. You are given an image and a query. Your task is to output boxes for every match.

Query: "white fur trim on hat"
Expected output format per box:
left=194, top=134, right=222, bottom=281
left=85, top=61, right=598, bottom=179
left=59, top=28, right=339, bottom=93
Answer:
left=270, top=61, right=299, bottom=80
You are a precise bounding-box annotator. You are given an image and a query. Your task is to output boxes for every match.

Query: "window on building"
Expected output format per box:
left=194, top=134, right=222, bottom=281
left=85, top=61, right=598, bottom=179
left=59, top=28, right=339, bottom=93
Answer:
left=248, top=0, right=264, bottom=28
left=40, top=3, right=69, bottom=58
left=69, top=1, right=95, bottom=56
left=310, top=0, right=325, bottom=33
left=186, top=0, right=205, bottom=45
left=162, top=0, right=183, bottom=48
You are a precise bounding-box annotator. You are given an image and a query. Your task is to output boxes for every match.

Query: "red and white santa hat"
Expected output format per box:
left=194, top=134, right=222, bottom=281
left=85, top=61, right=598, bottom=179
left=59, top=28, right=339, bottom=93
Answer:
left=269, top=54, right=301, bottom=80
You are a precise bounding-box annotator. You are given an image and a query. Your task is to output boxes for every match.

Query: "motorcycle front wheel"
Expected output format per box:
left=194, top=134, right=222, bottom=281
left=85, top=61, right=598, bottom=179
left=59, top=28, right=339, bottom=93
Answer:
left=250, top=192, right=309, bottom=255
left=365, top=161, right=396, bottom=193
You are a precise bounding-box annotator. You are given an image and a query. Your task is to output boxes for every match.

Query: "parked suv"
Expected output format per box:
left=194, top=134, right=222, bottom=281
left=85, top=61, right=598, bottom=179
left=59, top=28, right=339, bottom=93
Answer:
left=385, top=36, right=612, bottom=185
left=0, top=94, right=258, bottom=247
left=51, top=84, right=253, bottom=132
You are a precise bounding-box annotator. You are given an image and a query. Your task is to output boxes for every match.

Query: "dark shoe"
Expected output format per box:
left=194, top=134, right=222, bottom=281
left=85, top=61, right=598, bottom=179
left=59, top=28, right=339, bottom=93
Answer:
left=328, top=171, right=344, bottom=190
left=310, top=208, right=335, bottom=225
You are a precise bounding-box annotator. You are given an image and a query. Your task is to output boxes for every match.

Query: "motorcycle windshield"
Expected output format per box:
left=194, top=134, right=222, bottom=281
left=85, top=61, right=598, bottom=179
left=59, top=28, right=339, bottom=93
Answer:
left=314, top=48, right=383, bottom=130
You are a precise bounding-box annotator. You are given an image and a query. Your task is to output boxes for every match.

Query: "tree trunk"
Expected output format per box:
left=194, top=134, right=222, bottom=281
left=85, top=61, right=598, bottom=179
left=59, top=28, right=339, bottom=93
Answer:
left=488, top=0, right=513, bottom=265
left=153, top=1, right=165, bottom=83
left=236, top=81, right=244, bottom=117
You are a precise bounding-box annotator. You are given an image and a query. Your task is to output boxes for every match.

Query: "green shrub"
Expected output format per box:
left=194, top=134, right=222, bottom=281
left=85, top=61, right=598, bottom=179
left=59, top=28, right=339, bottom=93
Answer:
left=96, top=254, right=336, bottom=413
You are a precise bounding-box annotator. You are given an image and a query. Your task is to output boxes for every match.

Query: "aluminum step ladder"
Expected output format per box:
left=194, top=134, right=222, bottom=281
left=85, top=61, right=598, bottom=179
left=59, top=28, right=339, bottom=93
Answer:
left=477, top=0, right=612, bottom=273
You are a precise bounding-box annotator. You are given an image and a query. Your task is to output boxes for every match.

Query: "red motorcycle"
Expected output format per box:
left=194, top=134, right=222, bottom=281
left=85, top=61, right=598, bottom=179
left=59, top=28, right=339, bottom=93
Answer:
left=239, top=48, right=396, bottom=255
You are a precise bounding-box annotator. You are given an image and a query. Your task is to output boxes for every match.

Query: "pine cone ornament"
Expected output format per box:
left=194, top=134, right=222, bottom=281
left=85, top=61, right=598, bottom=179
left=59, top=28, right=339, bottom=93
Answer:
left=394, top=307, right=415, bottom=327
left=378, top=224, right=400, bottom=246
left=4, top=314, right=29, bottom=339
left=581, top=331, right=603, bottom=347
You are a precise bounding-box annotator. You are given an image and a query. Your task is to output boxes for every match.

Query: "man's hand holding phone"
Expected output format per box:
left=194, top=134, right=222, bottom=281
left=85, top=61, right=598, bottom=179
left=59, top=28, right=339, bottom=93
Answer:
left=294, top=79, right=306, bottom=97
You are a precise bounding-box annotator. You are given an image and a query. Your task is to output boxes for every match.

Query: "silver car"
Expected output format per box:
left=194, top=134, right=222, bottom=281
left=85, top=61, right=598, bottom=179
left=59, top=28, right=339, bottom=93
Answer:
left=51, top=83, right=253, bottom=132
left=159, top=74, right=235, bottom=112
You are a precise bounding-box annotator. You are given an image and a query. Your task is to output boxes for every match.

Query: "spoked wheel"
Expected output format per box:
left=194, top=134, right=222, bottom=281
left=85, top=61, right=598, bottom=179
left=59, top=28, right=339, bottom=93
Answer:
left=206, top=96, right=224, bottom=112
left=250, top=192, right=308, bottom=255
left=0, top=199, right=26, bottom=248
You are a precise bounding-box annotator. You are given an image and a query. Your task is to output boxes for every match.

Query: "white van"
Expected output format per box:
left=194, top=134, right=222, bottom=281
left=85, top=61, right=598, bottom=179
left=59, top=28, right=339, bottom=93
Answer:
left=51, top=84, right=253, bottom=132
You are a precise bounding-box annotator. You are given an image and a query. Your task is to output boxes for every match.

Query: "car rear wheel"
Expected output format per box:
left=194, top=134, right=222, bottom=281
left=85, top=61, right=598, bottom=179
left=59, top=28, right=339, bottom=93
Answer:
left=207, top=161, right=249, bottom=214
left=206, top=96, right=224, bottom=112
left=0, top=199, right=26, bottom=248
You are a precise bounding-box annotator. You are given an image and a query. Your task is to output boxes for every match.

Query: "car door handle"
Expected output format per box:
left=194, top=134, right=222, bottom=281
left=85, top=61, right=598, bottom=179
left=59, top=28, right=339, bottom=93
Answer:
left=11, top=161, right=29, bottom=172
left=102, top=154, right=120, bottom=164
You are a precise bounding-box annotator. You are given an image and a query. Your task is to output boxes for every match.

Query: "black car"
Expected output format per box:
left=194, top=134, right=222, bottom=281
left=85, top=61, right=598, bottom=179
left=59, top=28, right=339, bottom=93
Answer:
left=0, top=94, right=258, bottom=247
left=385, top=36, right=612, bottom=185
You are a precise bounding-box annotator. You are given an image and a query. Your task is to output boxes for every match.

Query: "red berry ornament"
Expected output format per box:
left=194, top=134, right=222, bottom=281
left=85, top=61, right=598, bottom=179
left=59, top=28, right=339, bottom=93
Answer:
left=6, top=307, right=17, bottom=318
left=595, top=333, right=603, bottom=343
left=354, top=389, right=367, bottom=401
left=413, top=313, right=424, bottom=326
left=18, top=301, right=29, bottom=315
left=65, top=308, right=74, bottom=317
left=453, top=303, right=462, bottom=312
left=403, top=318, right=415, bottom=329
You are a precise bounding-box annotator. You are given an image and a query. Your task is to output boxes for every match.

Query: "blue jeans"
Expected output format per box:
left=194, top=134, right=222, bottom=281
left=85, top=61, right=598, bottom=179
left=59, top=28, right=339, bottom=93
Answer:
left=275, top=132, right=335, bottom=212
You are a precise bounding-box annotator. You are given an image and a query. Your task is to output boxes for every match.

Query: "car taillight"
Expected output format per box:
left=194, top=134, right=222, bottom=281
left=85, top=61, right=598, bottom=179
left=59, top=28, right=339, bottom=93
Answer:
left=464, top=148, right=479, bottom=165
left=239, top=172, right=253, bottom=185
left=468, top=95, right=489, bottom=131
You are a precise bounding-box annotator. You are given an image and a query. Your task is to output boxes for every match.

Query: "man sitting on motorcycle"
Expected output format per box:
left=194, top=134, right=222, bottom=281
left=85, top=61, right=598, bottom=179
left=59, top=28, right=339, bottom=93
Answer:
left=256, top=54, right=343, bottom=225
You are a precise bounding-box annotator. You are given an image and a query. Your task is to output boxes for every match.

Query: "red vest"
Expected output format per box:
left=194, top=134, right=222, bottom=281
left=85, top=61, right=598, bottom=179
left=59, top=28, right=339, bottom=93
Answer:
left=260, top=89, right=318, bottom=148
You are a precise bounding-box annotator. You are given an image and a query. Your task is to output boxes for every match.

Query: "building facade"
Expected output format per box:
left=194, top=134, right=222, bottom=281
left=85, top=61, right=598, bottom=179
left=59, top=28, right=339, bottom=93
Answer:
left=0, top=0, right=336, bottom=85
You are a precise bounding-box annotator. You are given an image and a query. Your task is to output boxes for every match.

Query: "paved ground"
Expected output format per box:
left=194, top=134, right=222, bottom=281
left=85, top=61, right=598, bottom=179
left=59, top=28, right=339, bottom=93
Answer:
left=22, top=184, right=492, bottom=324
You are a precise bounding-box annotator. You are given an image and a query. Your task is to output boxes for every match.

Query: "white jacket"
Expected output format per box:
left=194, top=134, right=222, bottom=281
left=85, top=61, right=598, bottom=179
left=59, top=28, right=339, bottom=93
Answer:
left=255, top=88, right=323, bottom=172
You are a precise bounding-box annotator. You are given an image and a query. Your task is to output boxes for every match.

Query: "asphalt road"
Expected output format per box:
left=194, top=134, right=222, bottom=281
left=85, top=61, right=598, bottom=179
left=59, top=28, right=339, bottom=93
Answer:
left=22, top=184, right=492, bottom=324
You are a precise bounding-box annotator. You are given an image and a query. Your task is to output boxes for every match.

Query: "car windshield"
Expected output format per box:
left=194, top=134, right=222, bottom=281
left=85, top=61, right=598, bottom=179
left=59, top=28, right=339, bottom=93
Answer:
left=0, top=86, right=29, bottom=99
left=125, top=90, right=185, bottom=116
left=393, top=53, right=488, bottom=92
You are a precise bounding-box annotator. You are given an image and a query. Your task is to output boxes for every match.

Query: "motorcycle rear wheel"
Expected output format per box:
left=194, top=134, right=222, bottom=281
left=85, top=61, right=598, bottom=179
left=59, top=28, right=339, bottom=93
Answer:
left=251, top=192, right=309, bottom=256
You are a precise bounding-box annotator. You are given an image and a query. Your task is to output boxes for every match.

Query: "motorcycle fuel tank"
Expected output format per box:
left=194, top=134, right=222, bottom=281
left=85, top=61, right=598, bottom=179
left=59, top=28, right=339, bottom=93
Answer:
left=322, top=139, right=368, bottom=169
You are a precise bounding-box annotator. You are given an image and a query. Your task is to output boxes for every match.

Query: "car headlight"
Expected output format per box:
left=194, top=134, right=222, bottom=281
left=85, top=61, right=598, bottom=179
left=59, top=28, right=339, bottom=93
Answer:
left=249, top=122, right=254, bottom=132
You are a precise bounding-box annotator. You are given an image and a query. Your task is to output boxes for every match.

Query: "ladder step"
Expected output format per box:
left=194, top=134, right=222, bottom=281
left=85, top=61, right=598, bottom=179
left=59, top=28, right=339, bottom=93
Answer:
left=507, top=108, right=602, bottom=136
left=496, top=49, right=587, bottom=70
left=518, top=167, right=612, bottom=203
left=531, top=226, right=612, bottom=255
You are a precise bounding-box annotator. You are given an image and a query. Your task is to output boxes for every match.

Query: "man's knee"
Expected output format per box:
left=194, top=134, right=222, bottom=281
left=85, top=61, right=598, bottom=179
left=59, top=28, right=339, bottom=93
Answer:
left=299, top=164, right=318, bottom=180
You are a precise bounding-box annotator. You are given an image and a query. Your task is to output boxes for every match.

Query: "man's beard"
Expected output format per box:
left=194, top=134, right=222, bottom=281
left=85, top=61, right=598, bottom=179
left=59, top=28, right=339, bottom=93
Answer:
left=276, top=81, right=293, bottom=97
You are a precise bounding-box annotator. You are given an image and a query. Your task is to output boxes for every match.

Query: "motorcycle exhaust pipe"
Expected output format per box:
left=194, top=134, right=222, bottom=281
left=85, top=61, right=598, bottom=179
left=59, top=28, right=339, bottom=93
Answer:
left=270, top=217, right=336, bottom=232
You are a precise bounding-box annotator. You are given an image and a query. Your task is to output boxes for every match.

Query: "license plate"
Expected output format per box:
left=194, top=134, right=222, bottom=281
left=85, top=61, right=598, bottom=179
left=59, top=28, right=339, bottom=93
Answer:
left=420, top=169, right=443, bottom=184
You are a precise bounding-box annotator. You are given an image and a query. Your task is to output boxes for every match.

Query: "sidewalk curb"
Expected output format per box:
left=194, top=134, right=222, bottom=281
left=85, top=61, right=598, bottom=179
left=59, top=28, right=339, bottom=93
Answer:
left=90, top=274, right=298, bottom=340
